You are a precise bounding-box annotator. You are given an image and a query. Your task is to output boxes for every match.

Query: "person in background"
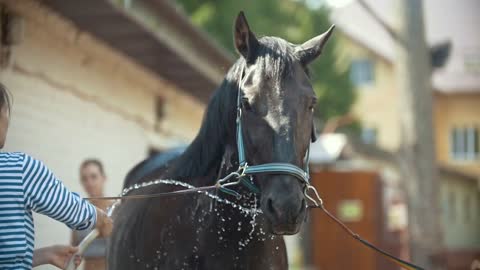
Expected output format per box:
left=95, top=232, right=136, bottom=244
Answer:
left=0, top=83, right=113, bottom=269
left=71, top=159, right=113, bottom=270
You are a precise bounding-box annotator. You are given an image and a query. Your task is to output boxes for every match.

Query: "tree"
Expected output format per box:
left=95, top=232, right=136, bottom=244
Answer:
left=357, top=0, right=443, bottom=267
left=176, top=0, right=356, bottom=127
left=394, top=0, right=442, bottom=268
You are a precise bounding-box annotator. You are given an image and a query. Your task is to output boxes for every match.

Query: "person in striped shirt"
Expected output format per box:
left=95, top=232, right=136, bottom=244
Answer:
left=0, top=84, right=113, bottom=269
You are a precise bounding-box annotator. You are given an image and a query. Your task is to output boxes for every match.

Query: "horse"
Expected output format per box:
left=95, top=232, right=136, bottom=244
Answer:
left=107, top=11, right=334, bottom=270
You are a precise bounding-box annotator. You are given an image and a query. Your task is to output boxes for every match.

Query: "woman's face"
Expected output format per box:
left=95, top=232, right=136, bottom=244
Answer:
left=80, top=163, right=106, bottom=197
left=0, top=104, right=9, bottom=149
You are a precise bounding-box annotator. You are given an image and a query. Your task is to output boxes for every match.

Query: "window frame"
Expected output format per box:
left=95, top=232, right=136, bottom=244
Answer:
left=449, top=126, right=480, bottom=162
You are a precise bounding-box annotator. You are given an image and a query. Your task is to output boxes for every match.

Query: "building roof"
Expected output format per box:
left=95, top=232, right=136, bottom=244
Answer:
left=44, top=0, right=234, bottom=103
left=330, top=0, right=480, bottom=93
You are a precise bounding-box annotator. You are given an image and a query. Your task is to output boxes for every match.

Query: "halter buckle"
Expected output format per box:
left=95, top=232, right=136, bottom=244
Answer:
left=236, top=107, right=242, bottom=123
left=238, top=162, right=248, bottom=177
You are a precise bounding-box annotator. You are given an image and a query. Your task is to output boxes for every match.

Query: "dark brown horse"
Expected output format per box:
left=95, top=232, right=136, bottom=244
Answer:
left=108, top=12, right=334, bottom=270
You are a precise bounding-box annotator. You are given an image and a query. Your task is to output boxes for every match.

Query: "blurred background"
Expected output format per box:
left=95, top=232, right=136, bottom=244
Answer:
left=0, top=0, right=478, bottom=269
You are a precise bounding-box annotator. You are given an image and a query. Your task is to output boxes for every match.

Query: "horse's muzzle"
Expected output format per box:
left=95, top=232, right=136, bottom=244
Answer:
left=262, top=191, right=306, bottom=235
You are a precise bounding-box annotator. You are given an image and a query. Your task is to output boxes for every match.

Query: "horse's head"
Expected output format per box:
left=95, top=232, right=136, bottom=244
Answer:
left=233, top=12, right=334, bottom=235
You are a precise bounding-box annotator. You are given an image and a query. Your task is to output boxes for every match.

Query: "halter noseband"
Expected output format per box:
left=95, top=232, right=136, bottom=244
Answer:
left=218, top=72, right=311, bottom=197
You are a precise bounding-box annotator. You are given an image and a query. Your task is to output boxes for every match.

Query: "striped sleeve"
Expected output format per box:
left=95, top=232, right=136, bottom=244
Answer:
left=21, top=154, right=97, bottom=231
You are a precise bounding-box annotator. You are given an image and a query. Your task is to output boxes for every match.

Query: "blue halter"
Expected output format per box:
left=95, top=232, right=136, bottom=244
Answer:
left=218, top=83, right=311, bottom=197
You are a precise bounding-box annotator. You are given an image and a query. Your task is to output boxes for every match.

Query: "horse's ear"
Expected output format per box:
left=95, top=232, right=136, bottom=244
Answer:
left=234, top=11, right=259, bottom=63
left=295, top=25, right=335, bottom=66
left=311, top=121, right=317, bottom=142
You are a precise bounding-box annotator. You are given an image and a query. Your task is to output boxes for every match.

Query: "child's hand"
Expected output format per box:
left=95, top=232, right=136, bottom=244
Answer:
left=33, top=245, right=82, bottom=269
left=48, top=245, right=82, bottom=269
left=96, top=208, right=113, bottom=237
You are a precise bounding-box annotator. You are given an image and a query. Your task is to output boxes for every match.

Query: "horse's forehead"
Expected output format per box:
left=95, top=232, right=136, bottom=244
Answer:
left=260, top=60, right=303, bottom=96
left=244, top=69, right=296, bottom=101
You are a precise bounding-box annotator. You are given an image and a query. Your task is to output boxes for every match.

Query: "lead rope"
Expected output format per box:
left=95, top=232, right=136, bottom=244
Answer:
left=83, top=185, right=219, bottom=201
left=305, top=185, right=425, bottom=270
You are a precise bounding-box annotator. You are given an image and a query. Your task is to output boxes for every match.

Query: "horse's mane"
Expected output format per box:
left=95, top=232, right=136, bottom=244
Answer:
left=165, top=61, right=244, bottom=182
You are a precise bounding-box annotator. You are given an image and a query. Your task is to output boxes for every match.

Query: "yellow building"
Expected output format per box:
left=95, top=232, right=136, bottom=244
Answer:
left=331, top=0, right=480, bottom=265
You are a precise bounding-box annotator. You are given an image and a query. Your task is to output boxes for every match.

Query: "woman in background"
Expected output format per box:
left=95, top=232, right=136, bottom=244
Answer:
left=72, top=159, right=113, bottom=270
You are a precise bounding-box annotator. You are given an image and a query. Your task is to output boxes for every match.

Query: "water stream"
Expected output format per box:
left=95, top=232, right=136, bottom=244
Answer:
left=120, top=178, right=263, bottom=216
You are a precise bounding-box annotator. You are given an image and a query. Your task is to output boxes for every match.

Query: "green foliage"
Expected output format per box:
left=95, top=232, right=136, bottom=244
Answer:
left=176, top=0, right=356, bottom=127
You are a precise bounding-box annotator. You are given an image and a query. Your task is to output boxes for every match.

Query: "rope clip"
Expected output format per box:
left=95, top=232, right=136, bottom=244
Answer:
left=304, top=184, right=323, bottom=207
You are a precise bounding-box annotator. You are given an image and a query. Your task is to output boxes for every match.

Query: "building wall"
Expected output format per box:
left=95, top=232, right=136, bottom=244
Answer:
left=336, top=33, right=401, bottom=151
left=338, top=33, right=480, bottom=252
left=434, top=93, right=480, bottom=175
left=0, top=0, right=205, bottom=267
left=339, top=34, right=480, bottom=174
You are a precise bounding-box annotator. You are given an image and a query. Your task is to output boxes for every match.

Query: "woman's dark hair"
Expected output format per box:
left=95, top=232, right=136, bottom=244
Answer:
left=0, top=83, right=11, bottom=113
left=80, top=159, right=106, bottom=176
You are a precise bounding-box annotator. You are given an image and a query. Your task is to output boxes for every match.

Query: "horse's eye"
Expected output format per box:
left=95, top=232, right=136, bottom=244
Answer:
left=242, top=97, right=254, bottom=112
left=309, top=99, right=317, bottom=112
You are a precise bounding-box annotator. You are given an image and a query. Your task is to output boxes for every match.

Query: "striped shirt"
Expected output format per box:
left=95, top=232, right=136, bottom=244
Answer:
left=0, top=152, right=97, bottom=269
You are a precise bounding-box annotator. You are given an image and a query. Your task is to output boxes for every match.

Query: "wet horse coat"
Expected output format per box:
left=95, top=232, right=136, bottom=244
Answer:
left=108, top=12, right=334, bottom=270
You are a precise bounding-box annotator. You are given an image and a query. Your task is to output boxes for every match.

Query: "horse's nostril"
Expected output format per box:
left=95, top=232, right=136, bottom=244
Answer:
left=267, top=198, right=276, bottom=216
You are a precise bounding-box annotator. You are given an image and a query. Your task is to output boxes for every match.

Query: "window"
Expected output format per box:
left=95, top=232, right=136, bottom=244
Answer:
left=350, top=58, right=375, bottom=86
left=361, top=127, right=377, bottom=145
left=464, top=51, right=480, bottom=73
left=450, top=126, right=479, bottom=161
